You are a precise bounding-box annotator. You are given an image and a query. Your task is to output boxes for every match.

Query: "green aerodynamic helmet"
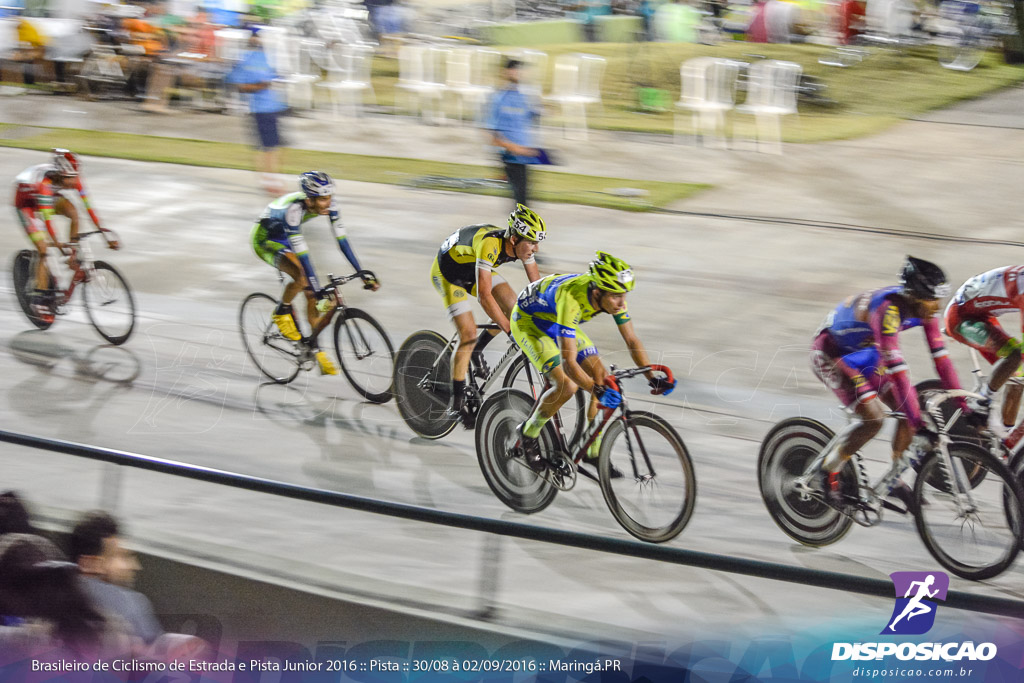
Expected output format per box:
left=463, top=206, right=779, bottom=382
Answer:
left=507, top=204, right=547, bottom=242
left=589, top=251, right=635, bottom=293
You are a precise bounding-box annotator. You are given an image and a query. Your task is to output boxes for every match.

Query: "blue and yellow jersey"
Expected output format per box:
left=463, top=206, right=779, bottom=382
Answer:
left=516, top=273, right=631, bottom=339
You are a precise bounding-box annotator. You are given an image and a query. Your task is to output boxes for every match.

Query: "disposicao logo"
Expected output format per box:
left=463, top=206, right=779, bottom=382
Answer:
left=831, top=571, right=997, bottom=662
left=882, top=571, right=948, bottom=636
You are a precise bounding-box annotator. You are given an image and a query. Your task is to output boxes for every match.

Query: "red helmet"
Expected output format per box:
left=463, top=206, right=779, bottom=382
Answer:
left=52, top=148, right=80, bottom=177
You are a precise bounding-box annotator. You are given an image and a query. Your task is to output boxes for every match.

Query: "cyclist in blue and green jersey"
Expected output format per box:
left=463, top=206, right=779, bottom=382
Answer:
left=251, top=171, right=379, bottom=375
left=510, top=251, right=677, bottom=477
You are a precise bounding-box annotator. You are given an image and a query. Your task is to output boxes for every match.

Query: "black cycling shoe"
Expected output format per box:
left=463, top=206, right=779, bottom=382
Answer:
left=578, top=457, right=623, bottom=482
left=513, top=423, right=545, bottom=472
left=458, top=402, right=476, bottom=430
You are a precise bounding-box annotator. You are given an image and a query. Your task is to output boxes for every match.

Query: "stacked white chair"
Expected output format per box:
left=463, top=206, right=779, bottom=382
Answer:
left=316, top=41, right=376, bottom=118
left=674, top=57, right=740, bottom=147
left=396, top=43, right=449, bottom=122
left=445, top=47, right=498, bottom=122
left=734, top=59, right=801, bottom=154
left=543, top=53, right=605, bottom=140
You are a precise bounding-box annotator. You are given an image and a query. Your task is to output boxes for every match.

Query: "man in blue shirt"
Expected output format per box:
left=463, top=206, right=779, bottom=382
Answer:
left=226, top=28, right=288, bottom=194
left=486, top=58, right=541, bottom=208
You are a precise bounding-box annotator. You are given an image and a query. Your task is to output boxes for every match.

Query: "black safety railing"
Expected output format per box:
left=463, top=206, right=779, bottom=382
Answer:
left=2, top=428, right=1022, bottom=619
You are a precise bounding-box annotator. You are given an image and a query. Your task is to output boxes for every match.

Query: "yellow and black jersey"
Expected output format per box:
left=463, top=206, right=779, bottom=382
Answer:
left=435, top=224, right=523, bottom=290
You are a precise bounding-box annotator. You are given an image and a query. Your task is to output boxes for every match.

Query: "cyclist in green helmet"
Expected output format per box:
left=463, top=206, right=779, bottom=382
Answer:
left=509, top=251, right=677, bottom=478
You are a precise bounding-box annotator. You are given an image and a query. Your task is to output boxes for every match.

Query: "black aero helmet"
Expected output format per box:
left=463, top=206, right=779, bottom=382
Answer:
left=900, top=256, right=950, bottom=300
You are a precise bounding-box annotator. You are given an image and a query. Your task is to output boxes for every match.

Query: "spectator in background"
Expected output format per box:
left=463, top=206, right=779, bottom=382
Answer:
left=226, top=28, right=288, bottom=195
left=486, top=58, right=541, bottom=210
left=0, top=533, right=132, bottom=659
left=655, top=0, right=701, bottom=42
left=69, top=511, right=161, bottom=646
left=0, top=491, right=36, bottom=536
left=13, top=16, right=48, bottom=86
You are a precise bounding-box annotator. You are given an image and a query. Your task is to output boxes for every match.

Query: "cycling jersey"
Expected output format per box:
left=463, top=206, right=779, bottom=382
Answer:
left=944, top=266, right=1024, bottom=364
left=14, top=164, right=102, bottom=243
left=435, top=224, right=528, bottom=291
left=511, top=273, right=630, bottom=373
left=251, top=191, right=361, bottom=291
left=814, top=285, right=960, bottom=428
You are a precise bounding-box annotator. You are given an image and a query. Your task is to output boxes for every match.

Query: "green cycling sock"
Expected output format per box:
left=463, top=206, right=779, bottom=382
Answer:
left=523, top=412, right=549, bottom=439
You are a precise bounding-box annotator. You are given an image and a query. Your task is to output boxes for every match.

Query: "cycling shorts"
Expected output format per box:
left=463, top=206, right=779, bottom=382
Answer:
left=510, top=306, right=597, bottom=374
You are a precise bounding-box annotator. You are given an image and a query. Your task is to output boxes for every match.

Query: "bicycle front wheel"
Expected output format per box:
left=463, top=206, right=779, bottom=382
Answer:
left=333, top=307, right=395, bottom=404
left=915, top=441, right=1024, bottom=581
left=504, top=354, right=586, bottom=447
left=475, top=388, right=558, bottom=514
left=83, top=261, right=136, bottom=345
left=599, top=411, right=696, bottom=543
left=239, top=293, right=301, bottom=384
left=393, top=330, right=458, bottom=439
left=12, top=250, right=54, bottom=330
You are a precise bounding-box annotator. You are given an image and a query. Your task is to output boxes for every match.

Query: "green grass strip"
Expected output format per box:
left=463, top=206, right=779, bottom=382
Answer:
left=0, top=124, right=708, bottom=212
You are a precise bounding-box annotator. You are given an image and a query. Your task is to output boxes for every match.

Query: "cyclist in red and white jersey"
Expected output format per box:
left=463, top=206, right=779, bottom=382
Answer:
left=944, top=266, right=1024, bottom=436
left=13, top=149, right=119, bottom=317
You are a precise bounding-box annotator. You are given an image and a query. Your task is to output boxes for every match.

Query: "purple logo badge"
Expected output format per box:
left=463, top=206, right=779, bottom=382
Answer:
left=881, top=571, right=949, bottom=635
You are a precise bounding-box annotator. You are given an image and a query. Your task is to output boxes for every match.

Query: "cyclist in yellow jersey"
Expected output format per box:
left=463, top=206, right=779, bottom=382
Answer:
left=510, top=251, right=676, bottom=477
left=431, top=204, right=545, bottom=427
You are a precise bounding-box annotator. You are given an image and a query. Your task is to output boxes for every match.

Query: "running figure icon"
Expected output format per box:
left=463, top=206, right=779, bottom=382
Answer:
left=888, top=575, right=939, bottom=631
left=882, top=571, right=949, bottom=635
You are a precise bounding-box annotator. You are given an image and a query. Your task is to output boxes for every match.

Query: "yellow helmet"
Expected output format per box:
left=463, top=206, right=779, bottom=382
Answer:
left=507, top=204, right=547, bottom=242
left=588, top=251, right=635, bottom=293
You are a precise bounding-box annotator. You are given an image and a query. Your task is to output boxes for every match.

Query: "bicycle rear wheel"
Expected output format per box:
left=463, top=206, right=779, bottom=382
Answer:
left=475, top=388, right=558, bottom=514
left=758, top=417, right=855, bottom=547
left=12, top=250, right=54, bottom=330
left=915, top=441, right=1023, bottom=581
left=239, top=293, right=301, bottom=384
left=599, top=411, right=696, bottom=543
left=504, top=354, right=586, bottom=447
left=393, top=330, right=458, bottom=439
left=333, top=307, right=395, bottom=404
left=83, top=261, right=136, bottom=345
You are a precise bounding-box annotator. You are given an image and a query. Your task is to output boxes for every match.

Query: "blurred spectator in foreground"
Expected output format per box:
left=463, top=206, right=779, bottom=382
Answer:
left=486, top=58, right=542, bottom=209
left=0, top=491, right=36, bottom=536
left=0, top=533, right=133, bottom=659
left=226, top=28, right=288, bottom=195
left=70, top=510, right=210, bottom=661
left=70, top=511, right=159, bottom=644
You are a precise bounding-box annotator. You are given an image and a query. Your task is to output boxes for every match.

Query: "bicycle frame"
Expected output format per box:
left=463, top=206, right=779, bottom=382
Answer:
left=538, top=365, right=660, bottom=479
left=417, top=324, right=528, bottom=397
left=42, top=230, right=105, bottom=308
left=798, top=388, right=986, bottom=526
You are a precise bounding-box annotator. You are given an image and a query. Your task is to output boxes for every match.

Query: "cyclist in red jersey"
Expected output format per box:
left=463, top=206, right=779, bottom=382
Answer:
left=944, top=266, right=1024, bottom=437
left=13, top=149, right=119, bottom=318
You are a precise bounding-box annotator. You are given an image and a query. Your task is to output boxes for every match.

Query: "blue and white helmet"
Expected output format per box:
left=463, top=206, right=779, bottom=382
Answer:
left=300, top=171, right=335, bottom=198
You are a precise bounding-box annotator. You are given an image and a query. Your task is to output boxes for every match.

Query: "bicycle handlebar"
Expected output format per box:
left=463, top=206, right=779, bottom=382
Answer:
left=324, top=270, right=378, bottom=290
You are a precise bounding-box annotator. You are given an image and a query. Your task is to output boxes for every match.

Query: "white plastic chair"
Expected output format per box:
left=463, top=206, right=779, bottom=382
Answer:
left=674, top=57, right=740, bottom=147
left=259, top=27, right=321, bottom=110
left=734, top=60, right=801, bottom=154
left=396, top=44, right=448, bottom=122
left=543, top=53, right=605, bottom=140
left=316, top=42, right=376, bottom=118
left=445, top=47, right=498, bottom=122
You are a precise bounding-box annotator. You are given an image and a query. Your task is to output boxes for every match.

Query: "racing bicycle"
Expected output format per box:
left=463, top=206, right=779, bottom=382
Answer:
left=475, top=364, right=696, bottom=544
left=12, top=229, right=135, bottom=345
left=759, top=386, right=1024, bottom=580
left=239, top=270, right=394, bottom=402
